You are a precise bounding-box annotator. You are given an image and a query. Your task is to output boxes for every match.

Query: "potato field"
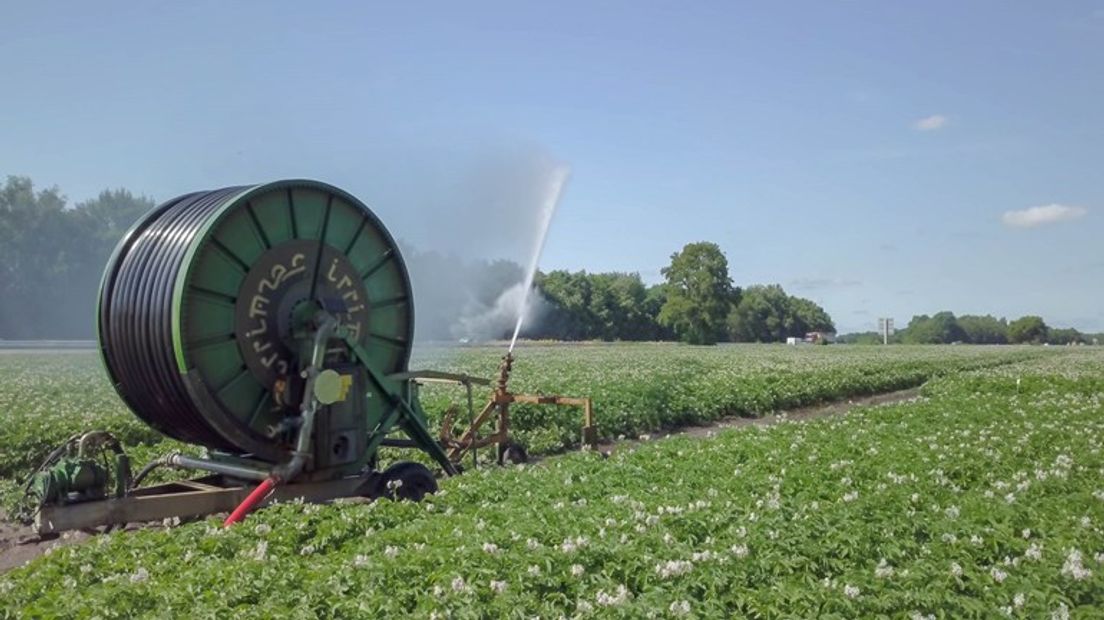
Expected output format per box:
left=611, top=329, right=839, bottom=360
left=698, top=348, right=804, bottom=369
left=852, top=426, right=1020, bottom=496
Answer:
left=2, top=344, right=1103, bottom=618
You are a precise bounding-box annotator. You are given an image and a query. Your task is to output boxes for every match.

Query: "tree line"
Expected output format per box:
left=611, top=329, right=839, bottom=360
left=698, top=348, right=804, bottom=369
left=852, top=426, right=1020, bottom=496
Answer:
left=0, top=177, right=154, bottom=339
left=395, top=242, right=835, bottom=344
left=534, top=266, right=834, bottom=344
left=0, top=177, right=834, bottom=344
left=2, top=176, right=1094, bottom=346
left=838, top=312, right=1100, bottom=346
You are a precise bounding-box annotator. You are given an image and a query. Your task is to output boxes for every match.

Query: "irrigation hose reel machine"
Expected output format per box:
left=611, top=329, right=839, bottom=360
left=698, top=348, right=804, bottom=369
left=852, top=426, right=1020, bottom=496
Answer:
left=21, top=179, right=595, bottom=535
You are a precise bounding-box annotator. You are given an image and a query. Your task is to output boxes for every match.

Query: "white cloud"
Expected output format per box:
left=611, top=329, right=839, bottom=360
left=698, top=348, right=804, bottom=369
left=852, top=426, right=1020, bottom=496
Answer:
left=1002, top=204, right=1088, bottom=229
left=913, top=115, right=948, bottom=131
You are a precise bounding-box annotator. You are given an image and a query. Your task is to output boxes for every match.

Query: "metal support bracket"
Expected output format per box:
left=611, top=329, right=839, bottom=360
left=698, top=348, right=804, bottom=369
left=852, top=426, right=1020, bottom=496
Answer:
left=337, top=325, right=460, bottom=475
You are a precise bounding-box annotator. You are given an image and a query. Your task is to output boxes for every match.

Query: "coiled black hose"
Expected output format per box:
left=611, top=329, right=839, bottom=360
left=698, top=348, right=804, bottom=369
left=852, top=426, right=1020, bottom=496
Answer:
left=99, top=188, right=246, bottom=451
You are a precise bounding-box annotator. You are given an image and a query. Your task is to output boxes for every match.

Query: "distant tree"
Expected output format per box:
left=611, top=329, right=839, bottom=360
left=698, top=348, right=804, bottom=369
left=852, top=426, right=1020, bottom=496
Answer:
left=658, top=243, right=736, bottom=345
left=643, top=284, right=674, bottom=340
left=726, top=284, right=835, bottom=342
left=0, top=177, right=153, bottom=339
left=609, top=273, right=656, bottom=339
left=3, top=176, right=1091, bottom=349
left=957, top=314, right=1008, bottom=344
left=538, top=270, right=595, bottom=340
left=1047, top=327, right=1084, bottom=345
left=586, top=272, right=650, bottom=340
left=535, top=270, right=663, bottom=341
left=727, top=285, right=788, bottom=342
left=790, top=296, right=835, bottom=334
left=900, top=315, right=931, bottom=343
left=901, top=312, right=967, bottom=344
left=73, top=188, right=154, bottom=247
left=1007, top=315, right=1049, bottom=344
left=66, top=188, right=155, bottom=336
left=0, top=177, right=65, bottom=338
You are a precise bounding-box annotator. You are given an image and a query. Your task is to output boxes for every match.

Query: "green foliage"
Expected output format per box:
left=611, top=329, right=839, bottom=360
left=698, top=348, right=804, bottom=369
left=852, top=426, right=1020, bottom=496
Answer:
left=587, top=273, right=648, bottom=340
left=3, top=351, right=1103, bottom=617
left=658, top=242, right=736, bottom=345
left=957, top=315, right=1009, bottom=344
left=3, top=176, right=1093, bottom=350
left=536, top=271, right=666, bottom=341
left=0, top=345, right=1046, bottom=509
left=1047, top=328, right=1084, bottom=346
left=1008, top=315, right=1049, bottom=344
left=885, top=313, right=1087, bottom=347
left=642, top=283, right=675, bottom=340
left=901, top=312, right=968, bottom=345
left=726, top=284, right=835, bottom=342
left=0, top=176, right=708, bottom=343
left=0, top=177, right=154, bottom=339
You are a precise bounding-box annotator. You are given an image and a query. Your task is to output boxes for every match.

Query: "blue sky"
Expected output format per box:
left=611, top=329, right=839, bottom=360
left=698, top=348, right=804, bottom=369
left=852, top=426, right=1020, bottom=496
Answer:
left=2, top=2, right=1102, bottom=333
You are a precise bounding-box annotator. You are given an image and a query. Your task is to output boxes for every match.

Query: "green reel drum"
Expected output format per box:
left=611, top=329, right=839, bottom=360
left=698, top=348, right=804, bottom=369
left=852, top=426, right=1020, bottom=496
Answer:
left=98, top=180, right=415, bottom=464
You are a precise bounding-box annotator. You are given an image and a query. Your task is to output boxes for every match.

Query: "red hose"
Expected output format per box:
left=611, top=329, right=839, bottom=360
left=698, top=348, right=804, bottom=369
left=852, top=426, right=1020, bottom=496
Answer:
left=223, top=477, right=277, bottom=527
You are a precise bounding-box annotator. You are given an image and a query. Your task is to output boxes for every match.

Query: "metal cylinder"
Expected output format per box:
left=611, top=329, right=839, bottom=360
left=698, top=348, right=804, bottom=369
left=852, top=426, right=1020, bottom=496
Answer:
left=167, top=454, right=271, bottom=482
left=98, top=180, right=415, bottom=461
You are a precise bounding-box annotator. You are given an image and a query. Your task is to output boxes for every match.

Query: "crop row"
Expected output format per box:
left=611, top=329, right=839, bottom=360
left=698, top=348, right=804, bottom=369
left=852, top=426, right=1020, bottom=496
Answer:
left=0, top=345, right=1042, bottom=489
left=416, top=343, right=1047, bottom=453
left=3, top=349, right=1102, bottom=617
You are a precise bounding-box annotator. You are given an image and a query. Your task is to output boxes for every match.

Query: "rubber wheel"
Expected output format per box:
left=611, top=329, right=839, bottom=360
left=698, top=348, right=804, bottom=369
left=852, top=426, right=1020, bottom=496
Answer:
left=500, top=442, right=529, bottom=465
left=380, top=461, right=437, bottom=502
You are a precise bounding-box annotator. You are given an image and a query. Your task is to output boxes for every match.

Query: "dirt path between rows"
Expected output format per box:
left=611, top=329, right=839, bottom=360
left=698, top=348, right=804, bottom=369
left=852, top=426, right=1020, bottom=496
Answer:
left=0, top=520, right=94, bottom=575
left=0, top=386, right=922, bottom=575
left=596, top=386, right=923, bottom=456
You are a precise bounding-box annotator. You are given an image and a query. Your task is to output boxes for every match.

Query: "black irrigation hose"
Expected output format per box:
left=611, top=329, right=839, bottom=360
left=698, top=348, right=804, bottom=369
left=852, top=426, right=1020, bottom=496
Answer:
left=128, top=458, right=169, bottom=493
left=99, top=187, right=247, bottom=452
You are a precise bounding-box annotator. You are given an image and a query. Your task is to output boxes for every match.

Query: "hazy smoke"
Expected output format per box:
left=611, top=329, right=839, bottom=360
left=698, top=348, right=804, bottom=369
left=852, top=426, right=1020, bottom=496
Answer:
left=454, top=282, right=551, bottom=342
left=380, top=145, right=567, bottom=344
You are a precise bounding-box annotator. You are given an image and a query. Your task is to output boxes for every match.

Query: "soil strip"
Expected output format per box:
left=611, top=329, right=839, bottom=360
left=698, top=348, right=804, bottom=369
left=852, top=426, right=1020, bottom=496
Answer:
left=599, top=386, right=922, bottom=455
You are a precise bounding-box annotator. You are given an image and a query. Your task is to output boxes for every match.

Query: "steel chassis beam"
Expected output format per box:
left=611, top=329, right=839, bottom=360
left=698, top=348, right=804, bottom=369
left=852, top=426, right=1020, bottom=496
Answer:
left=34, top=474, right=373, bottom=535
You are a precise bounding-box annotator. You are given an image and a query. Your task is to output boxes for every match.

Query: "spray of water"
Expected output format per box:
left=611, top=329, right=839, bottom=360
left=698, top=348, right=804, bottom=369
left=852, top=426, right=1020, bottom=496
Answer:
left=508, top=164, right=570, bottom=352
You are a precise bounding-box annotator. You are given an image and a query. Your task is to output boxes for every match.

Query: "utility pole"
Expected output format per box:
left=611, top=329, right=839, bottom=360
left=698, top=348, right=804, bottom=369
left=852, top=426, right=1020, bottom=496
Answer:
left=877, top=318, right=894, bottom=345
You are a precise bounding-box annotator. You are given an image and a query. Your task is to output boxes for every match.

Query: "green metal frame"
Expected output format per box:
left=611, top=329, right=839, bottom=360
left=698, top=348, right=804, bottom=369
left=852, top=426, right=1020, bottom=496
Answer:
left=335, top=323, right=457, bottom=475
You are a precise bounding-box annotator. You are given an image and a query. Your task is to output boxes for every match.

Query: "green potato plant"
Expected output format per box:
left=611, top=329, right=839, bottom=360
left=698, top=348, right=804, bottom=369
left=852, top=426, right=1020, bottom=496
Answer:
left=2, top=348, right=1101, bottom=617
